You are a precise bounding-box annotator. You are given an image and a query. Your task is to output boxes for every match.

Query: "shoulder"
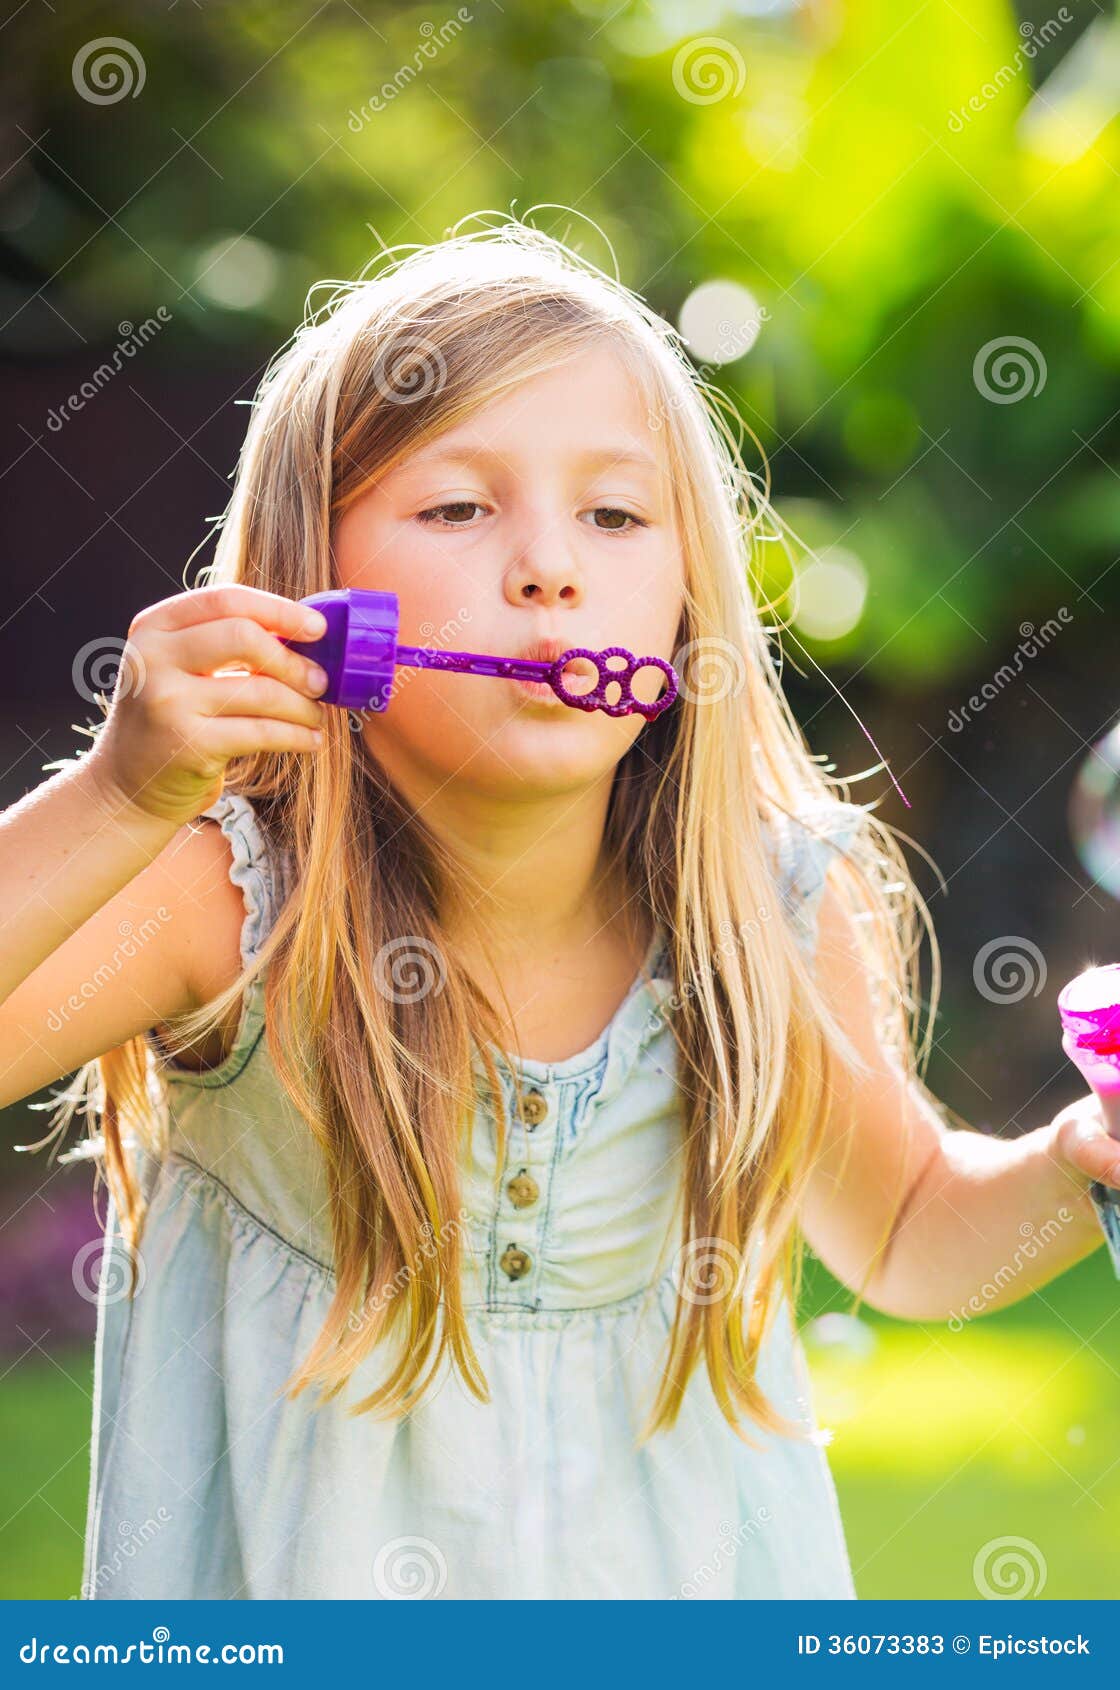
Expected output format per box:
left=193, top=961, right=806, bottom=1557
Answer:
left=761, top=797, right=869, bottom=957
left=796, top=805, right=913, bottom=1082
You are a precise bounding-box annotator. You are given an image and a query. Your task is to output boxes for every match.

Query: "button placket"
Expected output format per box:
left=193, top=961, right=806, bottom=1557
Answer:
left=494, top=1083, right=554, bottom=1295
left=506, top=1086, right=545, bottom=1213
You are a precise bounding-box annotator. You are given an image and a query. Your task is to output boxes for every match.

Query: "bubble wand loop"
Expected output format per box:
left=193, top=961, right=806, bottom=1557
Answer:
left=281, top=588, right=679, bottom=721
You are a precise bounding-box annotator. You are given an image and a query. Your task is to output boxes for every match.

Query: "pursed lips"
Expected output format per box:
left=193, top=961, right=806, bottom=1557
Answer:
left=509, top=636, right=597, bottom=704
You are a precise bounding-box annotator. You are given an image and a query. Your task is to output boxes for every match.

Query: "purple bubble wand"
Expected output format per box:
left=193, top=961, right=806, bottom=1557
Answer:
left=281, top=588, right=678, bottom=721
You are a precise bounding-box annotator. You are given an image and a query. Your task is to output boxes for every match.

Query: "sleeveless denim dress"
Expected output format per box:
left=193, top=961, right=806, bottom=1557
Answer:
left=78, top=791, right=865, bottom=1601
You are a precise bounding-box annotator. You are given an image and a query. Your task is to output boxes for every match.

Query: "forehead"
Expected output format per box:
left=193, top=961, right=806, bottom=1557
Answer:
left=400, top=346, right=666, bottom=479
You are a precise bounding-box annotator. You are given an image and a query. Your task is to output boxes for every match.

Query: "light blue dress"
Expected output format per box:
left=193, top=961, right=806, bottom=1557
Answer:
left=78, top=790, right=865, bottom=1600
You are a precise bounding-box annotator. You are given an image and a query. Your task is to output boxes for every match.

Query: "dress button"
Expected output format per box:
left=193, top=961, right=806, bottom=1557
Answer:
left=500, top=1243, right=532, bottom=1280
left=519, top=1089, right=549, bottom=1128
left=507, top=1168, right=539, bottom=1209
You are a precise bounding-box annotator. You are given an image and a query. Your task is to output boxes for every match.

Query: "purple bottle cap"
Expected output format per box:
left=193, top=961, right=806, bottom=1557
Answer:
left=281, top=589, right=400, bottom=712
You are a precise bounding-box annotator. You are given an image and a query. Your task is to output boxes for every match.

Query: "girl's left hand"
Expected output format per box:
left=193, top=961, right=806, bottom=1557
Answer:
left=1052, top=1092, right=1120, bottom=1193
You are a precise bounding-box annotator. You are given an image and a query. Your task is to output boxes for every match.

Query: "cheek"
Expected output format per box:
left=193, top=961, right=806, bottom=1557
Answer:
left=333, top=508, right=380, bottom=590
left=614, top=545, right=683, bottom=640
left=360, top=674, right=481, bottom=772
left=628, top=587, right=683, bottom=669
left=334, top=524, right=477, bottom=655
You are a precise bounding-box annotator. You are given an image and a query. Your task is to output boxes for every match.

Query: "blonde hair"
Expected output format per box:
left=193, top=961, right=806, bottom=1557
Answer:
left=42, top=212, right=947, bottom=1446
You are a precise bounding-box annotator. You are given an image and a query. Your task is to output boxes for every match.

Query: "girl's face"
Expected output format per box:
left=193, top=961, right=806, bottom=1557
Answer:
left=332, top=345, right=685, bottom=797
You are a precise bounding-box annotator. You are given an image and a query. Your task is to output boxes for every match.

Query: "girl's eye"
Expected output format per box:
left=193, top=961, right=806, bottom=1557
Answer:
left=580, top=507, right=648, bottom=534
left=415, top=502, right=647, bottom=533
left=415, top=501, right=485, bottom=527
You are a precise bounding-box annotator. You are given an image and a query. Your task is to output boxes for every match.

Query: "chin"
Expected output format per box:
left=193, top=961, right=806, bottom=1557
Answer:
left=464, top=715, right=625, bottom=791
left=365, top=697, right=635, bottom=794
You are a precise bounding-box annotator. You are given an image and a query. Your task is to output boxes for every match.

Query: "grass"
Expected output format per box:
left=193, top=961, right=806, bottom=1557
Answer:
left=0, top=1346, right=93, bottom=1599
left=801, top=1245, right=1120, bottom=1599
left=2, top=1248, right=1119, bottom=1599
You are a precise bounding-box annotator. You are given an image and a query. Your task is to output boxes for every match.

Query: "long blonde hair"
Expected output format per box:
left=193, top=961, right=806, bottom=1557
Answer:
left=43, top=214, right=946, bottom=1445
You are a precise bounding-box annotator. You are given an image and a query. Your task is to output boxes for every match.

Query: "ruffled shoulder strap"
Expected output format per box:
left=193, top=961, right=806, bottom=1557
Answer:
left=144, top=792, right=295, bottom=1087
left=763, top=799, right=867, bottom=958
left=195, top=789, right=295, bottom=973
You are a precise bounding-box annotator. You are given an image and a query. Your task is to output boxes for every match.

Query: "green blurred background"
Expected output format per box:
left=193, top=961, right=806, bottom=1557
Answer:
left=2, top=0, right=1119, bottom=1600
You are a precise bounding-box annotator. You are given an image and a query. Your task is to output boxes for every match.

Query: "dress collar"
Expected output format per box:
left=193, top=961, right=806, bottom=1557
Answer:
left=473, top=923, right=676, bottom=1095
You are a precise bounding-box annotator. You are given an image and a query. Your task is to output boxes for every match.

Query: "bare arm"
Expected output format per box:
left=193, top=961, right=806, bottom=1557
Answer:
left=801, top=877, right=1114, bottom=1321
left=0, top=808, right=244, bottom=1112
left=0, top=755, right=182, bottom=1009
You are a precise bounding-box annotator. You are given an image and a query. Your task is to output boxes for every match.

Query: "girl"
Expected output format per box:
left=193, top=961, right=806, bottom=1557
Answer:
left=3, top=219, right=1118, bottom=1602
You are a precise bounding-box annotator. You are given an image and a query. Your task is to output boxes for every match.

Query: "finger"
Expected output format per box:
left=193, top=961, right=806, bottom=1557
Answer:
left=196, top=716, right=326, bottom=761
left=169, top=616, right=330, bottom=699
left=1085, top=1143, right=1120, bottom=1190
left=1052, top=1092, right=1105, bottom=1136
left=1060, top=1114, right=1120, bottom=1186
left=192, top=672, right=328, bottom=733
left=133, top=585, right=328, bottom=641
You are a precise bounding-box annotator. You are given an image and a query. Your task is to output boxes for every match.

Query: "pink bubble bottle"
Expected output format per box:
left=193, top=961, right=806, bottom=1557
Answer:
left=1058, top=963, right=1120, bottom=1275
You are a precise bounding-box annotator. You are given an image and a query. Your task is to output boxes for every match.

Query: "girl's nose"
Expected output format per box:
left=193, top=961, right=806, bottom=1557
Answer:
left=504, top=544, right=583, bottom=608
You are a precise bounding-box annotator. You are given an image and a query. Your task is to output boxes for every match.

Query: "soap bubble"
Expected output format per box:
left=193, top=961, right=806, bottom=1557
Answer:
left=803, top=1311, right=877, bottom=1363
left=801, top=1312, right=876, bottom=1427
left=1069, top=720, right=1120, bottom=899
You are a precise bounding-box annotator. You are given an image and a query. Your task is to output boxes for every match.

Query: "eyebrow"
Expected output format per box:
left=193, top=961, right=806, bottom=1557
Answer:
left=403, top=443, right=661, bottom=475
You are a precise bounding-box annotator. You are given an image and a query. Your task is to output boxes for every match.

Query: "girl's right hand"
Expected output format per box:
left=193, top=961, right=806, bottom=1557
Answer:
left=86, top=585, right=332, bottom=825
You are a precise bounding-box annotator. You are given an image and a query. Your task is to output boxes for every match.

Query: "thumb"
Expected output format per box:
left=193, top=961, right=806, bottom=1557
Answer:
left=1056, top=1107, right=1120, bottom=1189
